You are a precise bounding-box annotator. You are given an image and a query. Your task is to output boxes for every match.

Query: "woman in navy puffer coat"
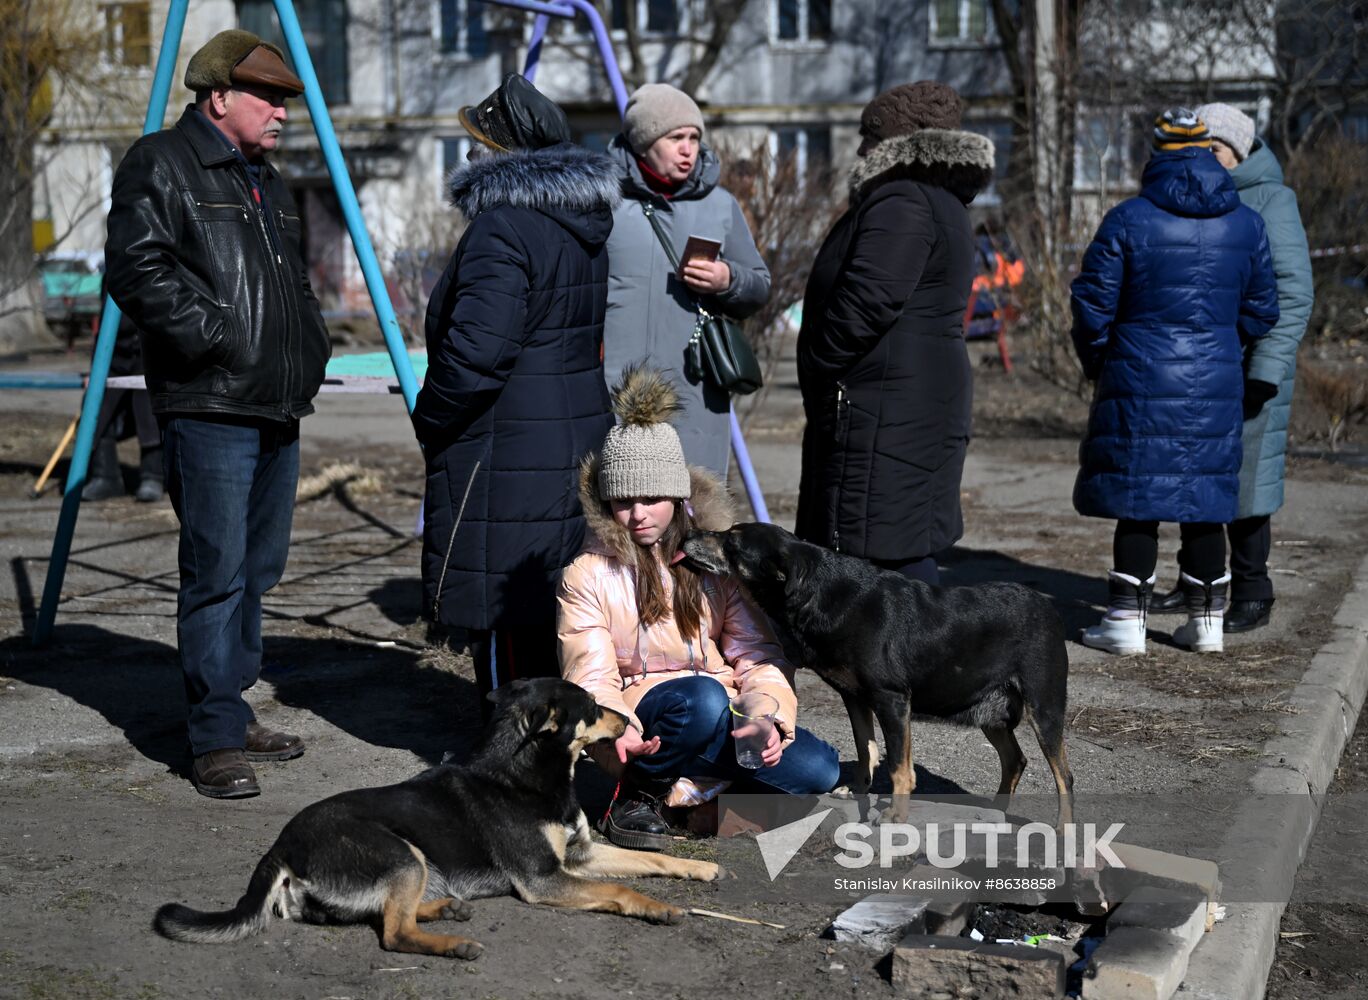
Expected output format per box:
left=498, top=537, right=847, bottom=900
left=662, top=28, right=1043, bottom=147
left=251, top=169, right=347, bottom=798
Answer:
left=1070, top=109, right=1278, bottom=656
left=413, top=75, right=617, bottom=712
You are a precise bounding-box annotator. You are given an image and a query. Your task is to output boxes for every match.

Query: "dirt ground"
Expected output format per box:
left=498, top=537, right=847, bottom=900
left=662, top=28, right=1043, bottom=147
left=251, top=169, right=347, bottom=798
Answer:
left=1265, top=699, right=1368, bottom=1000
left=1, top=338, right=1366, bottom=999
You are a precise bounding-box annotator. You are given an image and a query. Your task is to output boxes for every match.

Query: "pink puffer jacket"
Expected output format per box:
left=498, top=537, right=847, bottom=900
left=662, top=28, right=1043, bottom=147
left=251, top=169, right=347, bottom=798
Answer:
left=557, top=459, right=798, bottom=745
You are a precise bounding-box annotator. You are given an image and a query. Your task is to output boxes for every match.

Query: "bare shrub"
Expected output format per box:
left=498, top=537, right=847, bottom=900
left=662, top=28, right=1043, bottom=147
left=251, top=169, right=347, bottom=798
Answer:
left=1283, top=133, right=1368, bottom=343
left=1000, top=212, right=1092, bottom=398
left=718, top=140, right=843, bottom=424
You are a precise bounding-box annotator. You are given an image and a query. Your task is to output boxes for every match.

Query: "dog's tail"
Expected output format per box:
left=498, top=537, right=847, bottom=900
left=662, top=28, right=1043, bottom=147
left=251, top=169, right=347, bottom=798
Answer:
left=154, top=851, right=290, bottom=944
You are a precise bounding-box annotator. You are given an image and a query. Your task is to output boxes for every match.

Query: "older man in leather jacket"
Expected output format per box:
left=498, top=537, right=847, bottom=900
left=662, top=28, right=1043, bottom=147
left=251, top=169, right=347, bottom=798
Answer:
left=105, top=30, right=331, bottom=799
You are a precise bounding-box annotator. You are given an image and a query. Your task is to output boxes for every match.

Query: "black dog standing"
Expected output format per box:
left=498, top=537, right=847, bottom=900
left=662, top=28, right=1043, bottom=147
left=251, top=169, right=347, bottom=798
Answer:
left=682, top=523, right=1075, bottom=827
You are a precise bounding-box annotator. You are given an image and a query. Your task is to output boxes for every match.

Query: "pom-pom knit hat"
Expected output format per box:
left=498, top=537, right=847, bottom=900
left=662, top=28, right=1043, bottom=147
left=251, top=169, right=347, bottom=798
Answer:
left=1152, top=107, right=1211, bottom=151
left=597, top=366, right=692, bottom=501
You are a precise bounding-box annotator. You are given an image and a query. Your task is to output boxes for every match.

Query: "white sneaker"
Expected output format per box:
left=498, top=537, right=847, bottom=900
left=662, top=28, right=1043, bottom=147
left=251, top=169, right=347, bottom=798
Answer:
left=1081, top=614, right=1147, bottom=655
left=1172, top=614, right=1224, bottom=652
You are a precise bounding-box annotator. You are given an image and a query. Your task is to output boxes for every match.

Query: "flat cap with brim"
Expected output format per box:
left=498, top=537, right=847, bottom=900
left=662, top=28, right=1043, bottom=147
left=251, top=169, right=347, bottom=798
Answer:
left=185, top=29, right=304, bottom=97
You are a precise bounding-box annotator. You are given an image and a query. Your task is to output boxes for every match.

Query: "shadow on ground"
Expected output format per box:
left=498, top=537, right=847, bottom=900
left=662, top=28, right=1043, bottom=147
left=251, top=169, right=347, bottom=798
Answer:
left=1, top=626, right=482, bottom=779
left=942, top=545, right=1101, bottom=640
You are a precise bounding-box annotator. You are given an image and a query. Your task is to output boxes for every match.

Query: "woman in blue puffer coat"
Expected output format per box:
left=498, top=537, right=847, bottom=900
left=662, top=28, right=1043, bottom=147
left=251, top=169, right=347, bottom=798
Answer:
left=1071, top=108, right=1279, bottom=656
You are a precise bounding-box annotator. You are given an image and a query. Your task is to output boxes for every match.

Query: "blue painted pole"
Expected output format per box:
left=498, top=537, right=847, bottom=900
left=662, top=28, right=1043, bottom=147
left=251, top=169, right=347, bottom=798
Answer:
left=32, top=0, right=190, bottom=646
left=730, top=412, right=771, bottom=521
left=554, top=0, right=629, bottom=114
left=523, top=13, right=552, bottom=81
left=272, top=0, right=419, bottom=414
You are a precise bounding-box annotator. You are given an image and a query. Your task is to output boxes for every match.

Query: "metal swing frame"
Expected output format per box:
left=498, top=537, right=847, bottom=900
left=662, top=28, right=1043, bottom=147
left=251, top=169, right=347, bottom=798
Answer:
left=33, top=0, right=768, bottom=646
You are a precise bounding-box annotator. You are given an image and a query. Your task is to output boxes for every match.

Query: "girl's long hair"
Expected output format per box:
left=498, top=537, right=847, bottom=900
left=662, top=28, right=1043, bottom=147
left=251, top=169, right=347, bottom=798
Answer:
left=631, top=501, right=705, bottom=643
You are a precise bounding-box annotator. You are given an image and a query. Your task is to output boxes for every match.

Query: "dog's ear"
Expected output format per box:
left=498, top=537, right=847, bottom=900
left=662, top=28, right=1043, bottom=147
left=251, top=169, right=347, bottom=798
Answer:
left=523, top=703, right=559, bottom=737
left=781, top=543, right=817, bottom=590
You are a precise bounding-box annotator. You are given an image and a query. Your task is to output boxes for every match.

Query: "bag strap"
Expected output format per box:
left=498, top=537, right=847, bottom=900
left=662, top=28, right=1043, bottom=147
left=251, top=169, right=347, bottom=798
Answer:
left=642, top=201, right=716, bottom=324
left=641, top=201, right=684, bottom=272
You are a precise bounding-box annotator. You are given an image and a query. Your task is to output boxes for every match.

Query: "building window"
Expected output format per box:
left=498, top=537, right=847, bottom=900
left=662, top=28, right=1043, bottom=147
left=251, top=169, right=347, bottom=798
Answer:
left=237, top=0, right=350, bottom=105
left=773, top=0, right=831, bottom=43
left=1076, top=112, right=1147, bottom=191
left=438, top=135, right=472, bottom=192
left=438, top=0, right=488, bottom=57
left=578, top=0, right=677, bottom=37
left=929, top=0, right=990, bottom=45
left=770, top=125, right=832, bottom=189
left=963, top=119, right=1012, bottom=203
left=102, top=2, right=151, bottom=68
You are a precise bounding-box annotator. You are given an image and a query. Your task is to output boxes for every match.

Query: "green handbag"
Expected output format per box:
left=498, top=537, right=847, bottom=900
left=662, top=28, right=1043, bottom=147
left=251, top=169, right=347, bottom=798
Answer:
left=642, top=202, right=763, bottom=396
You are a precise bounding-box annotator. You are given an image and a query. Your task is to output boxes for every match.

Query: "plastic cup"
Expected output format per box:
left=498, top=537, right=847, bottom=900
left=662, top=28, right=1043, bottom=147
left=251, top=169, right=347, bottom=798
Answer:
left=730, top=692, right=778, bottom=769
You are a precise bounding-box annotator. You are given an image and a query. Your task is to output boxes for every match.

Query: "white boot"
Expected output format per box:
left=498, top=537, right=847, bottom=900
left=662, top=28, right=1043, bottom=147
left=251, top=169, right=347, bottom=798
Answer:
left=1171, top=572, right=1230, bottom=653
left=1081, top=571, right=1154, bottom=656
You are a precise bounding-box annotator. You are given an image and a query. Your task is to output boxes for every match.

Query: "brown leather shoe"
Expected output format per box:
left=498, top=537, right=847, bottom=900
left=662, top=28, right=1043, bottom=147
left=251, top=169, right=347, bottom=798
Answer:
left=244, top=722, right=305, bottom=762
left=191, top=749, right=260, bottom=799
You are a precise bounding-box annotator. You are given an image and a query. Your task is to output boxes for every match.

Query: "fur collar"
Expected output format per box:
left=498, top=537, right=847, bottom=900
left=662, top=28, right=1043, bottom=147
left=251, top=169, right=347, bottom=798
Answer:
left=848, top=129, right=996, bottom=205
left=578, top=454, right=735, bottom=565
left=447, top=143, right=622, bottom=219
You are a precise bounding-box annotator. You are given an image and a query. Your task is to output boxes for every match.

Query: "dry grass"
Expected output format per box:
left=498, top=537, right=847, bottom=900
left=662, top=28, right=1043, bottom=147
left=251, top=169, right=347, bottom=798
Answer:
left=1071, top=705, right=1275, bottom=762
left=295, top=461, right=384, bottom=502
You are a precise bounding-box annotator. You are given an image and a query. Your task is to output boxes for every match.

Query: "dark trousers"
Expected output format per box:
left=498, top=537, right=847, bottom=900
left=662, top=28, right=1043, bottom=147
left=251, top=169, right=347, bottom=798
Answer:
left=630, top=676, right=841, bottom=795
left=1114, top=520, right=1225, bottom=584
left=870, top=554, right=941, bottom=585
left=1228, top=516, right=1273, bottom=601
left=469, top=627, right=559, bottom=720
left=163, top=416, right=299, bottom=755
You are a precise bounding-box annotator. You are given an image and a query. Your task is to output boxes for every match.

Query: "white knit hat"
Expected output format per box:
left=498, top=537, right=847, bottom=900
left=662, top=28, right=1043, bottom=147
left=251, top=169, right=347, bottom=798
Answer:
left=623, top=84, right=705, bottom=156
left=597, top=366, right=691, bottom=500
left=1194, top=103, right=1255, bottom=161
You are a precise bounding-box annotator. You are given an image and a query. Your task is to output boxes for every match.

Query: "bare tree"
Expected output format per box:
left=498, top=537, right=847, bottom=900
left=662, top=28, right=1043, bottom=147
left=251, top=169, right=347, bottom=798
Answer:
left=547, top=0, right=757, bottom=95
left=717, top=137, right=842, bottom=425
left=1, top=0, right=138, bottom=351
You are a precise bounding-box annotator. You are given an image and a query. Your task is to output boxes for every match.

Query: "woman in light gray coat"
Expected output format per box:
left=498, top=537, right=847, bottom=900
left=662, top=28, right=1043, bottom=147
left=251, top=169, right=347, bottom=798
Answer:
left=1154, top=103, right=1314, bottom=633
left=602, top=84, right=770, bottom=476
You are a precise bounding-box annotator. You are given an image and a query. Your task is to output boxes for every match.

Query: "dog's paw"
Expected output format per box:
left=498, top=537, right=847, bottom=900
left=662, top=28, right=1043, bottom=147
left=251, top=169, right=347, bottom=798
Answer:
left=648, top=904, right=686, bottom=925
left=440, top=899, right=474, bottom=922
left=688, top=860, right=725, bottom=882
left=445, top=937, right=483, bottom=961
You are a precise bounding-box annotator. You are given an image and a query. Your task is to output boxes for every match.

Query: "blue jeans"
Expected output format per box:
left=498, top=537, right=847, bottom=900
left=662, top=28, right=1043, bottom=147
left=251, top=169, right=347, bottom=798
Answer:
left=162, top=416, right=299, bottom=756
left=631, top=676, right=841, bottom=794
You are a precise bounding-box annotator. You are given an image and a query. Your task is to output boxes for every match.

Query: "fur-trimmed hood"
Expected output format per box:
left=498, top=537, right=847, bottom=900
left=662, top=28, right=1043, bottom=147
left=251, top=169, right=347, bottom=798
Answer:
left=447, top=142, right=622, bottom=240
left=849, top=129, right=995, bottom=205
left=578, top=454, right=735, bottom=565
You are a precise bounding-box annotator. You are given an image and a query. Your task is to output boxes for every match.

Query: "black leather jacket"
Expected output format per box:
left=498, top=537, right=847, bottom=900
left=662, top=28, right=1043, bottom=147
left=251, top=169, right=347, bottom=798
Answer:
left=105, top=107, right=330, bottom=421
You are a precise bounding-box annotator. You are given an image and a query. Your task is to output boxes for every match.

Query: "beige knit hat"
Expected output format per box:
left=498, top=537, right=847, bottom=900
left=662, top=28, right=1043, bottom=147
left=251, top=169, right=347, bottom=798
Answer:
left=598, top=365, right=691, bottom=500
left=623, top=84, right=705, bottom=155
left=1194, top=103, right=1255, bottom=161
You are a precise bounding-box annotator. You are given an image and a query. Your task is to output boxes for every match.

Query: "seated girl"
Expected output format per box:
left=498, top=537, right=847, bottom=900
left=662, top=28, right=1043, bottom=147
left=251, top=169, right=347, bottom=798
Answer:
left=559, top=366, right=840, bottom=850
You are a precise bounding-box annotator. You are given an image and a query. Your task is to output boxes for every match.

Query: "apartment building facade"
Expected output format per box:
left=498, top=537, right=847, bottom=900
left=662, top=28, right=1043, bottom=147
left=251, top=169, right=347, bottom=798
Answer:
left=37, top=0, right=1282, bottom=313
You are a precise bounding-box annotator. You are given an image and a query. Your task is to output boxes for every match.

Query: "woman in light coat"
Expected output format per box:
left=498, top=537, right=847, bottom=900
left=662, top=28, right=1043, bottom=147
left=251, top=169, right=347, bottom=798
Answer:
left=602, top=84, right=770, bottom=477
left=1151, top=103, right=1315, bottom=634
left=559, top=367, right=839, bottom=850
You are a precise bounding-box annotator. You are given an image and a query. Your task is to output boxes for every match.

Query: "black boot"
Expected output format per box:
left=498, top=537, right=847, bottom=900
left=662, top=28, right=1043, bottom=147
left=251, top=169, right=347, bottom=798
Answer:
left=135, top=445, right=164, bottom=502
left=599, top=769, right=672, bottom=851
left=1224, top=598, right=1274, bottom=633
left=1151, top=579, right=1186, bottom=613
left=78, top=437, right=124, bottom=501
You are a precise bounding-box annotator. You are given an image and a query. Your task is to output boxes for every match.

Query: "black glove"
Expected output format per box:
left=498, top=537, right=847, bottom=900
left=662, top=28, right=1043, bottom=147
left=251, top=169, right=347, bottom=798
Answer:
left=1243, top=379, right=1278, bottom=420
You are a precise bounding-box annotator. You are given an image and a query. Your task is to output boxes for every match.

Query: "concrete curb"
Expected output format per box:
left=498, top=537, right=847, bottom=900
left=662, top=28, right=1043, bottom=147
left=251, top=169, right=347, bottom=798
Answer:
left=1182, top=551, right=1368, bottom=1000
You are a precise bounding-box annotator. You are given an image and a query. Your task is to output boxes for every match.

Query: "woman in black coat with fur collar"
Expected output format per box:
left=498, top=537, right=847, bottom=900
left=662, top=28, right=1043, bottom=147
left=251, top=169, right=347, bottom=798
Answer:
left=796, top=82, right=994, bottom=584
left=413, top=75, right=618, bottom=707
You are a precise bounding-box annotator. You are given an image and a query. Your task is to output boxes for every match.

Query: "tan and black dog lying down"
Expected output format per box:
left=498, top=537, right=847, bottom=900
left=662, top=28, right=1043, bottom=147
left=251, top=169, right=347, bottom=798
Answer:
left=154, top=679, right=720, bottom=959
left=682, top=523, right=1075, bottom=829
